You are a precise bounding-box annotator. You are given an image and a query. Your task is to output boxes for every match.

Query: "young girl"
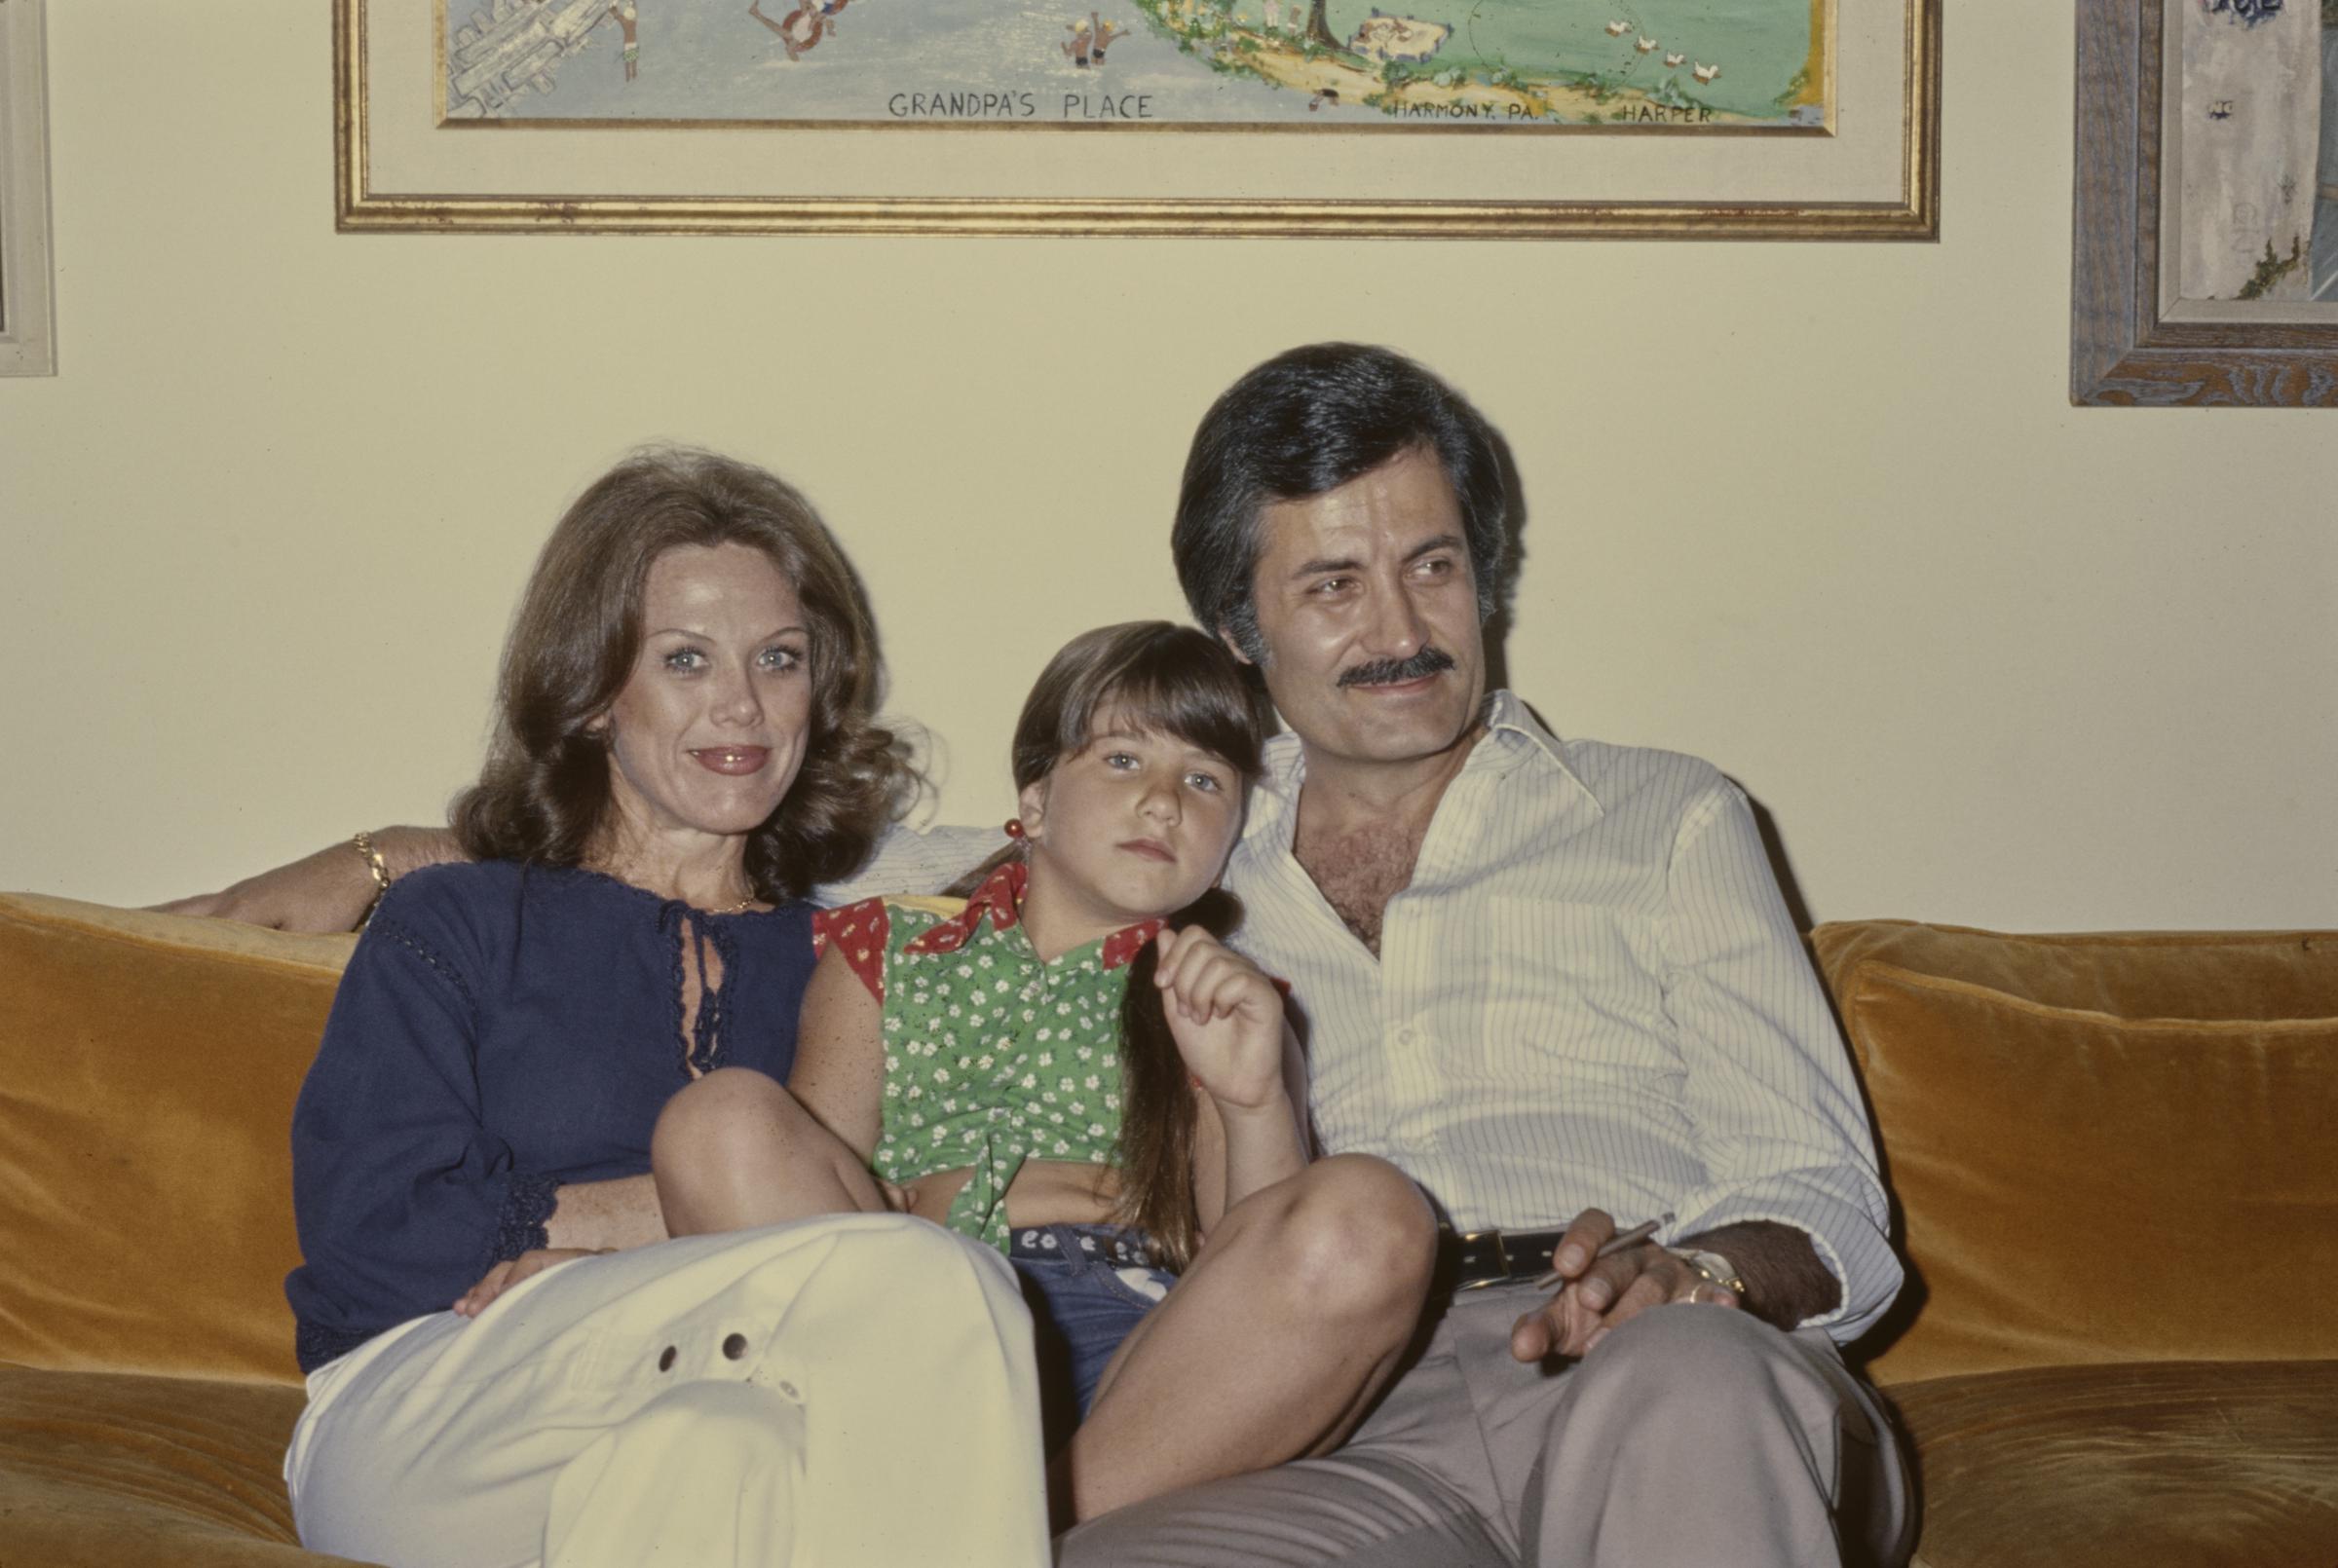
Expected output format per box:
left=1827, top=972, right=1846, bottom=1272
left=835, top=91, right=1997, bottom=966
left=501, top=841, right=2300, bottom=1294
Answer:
left=653, top=620, right=1435, bottom=1524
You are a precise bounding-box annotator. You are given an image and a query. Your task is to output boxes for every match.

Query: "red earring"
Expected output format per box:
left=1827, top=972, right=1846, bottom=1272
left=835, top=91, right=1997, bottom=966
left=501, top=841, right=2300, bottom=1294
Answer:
left=1003, top=819, right=1025, bottom=840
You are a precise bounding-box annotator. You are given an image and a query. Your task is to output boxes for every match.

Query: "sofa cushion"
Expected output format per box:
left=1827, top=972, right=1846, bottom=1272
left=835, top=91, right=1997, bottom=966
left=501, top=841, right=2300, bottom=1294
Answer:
left=0, top=895, right=356, bottom=1383
left=1811, top=922, right=2338, bottom=1386
left=1888, top=1360, right=2338, bottom=1568
left=0, top=1363, right=364, bottom=1565
left=1817, top=921, right=2338, bottom=1022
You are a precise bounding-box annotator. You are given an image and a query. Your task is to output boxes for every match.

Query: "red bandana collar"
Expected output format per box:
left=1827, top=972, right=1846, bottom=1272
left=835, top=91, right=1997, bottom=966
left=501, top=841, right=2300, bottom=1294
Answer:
left=901, top=859, right=1163, bottom=970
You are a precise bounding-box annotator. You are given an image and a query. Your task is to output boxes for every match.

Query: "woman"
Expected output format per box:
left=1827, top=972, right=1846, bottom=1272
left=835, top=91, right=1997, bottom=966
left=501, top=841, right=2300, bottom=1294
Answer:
left=282, top=449, right=1050, bottom=1568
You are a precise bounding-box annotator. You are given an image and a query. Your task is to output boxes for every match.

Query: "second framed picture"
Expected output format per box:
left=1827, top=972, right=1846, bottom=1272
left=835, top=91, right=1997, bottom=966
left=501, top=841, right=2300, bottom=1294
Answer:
left=2074, top=0, right=2338, bottom=405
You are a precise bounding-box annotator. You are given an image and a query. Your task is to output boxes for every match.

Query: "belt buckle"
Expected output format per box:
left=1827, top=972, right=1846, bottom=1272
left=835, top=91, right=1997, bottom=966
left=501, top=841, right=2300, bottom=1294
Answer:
left=1453, top=1227, right=1508, bottom=1291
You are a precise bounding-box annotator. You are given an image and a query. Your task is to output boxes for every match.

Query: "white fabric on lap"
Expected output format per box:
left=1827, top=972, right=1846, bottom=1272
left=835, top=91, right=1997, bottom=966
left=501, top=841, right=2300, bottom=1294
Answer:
left=286, top=1214, right=1048, bottom=1568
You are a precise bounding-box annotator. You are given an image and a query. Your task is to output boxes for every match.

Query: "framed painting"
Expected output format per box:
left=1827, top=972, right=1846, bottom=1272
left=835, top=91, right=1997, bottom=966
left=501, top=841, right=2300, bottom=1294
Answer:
left=335, top=0, right=1941, bottom=238
left=0, top=0, right=57, bottom=376
left=2073, top=0, right=2338, bottom=405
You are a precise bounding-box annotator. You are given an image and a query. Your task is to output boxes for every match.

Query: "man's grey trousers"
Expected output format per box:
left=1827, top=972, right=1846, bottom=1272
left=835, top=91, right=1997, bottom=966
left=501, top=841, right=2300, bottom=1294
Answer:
left=1059, top=1283, right=1912, bottom=1568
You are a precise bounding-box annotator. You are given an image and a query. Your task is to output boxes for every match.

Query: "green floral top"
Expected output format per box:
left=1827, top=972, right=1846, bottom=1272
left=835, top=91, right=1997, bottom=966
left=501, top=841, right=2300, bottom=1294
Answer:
left=811, top=861, right=1161, bottom=1251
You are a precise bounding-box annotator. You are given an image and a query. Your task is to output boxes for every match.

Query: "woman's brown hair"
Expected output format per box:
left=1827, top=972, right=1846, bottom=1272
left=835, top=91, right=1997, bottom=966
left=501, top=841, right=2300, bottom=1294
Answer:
left=452, top=447, right=920, bottom=902
left=952, top=621, right=1273, bottom=1270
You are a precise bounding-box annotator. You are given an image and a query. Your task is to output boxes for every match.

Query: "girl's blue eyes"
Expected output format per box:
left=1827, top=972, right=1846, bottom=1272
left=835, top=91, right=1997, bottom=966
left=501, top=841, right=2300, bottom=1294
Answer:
left=1101, top=752, right=1226, bottom=793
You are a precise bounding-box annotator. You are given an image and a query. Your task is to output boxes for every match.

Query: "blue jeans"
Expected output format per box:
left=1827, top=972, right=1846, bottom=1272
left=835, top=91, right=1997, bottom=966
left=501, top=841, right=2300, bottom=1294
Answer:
left=1007, top=1223, right=1176, bottom=1449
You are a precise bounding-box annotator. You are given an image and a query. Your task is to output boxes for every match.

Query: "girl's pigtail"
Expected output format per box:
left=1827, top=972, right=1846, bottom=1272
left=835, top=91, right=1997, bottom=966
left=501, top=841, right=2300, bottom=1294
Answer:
left=1112, top=887, right=1242, bottom=1272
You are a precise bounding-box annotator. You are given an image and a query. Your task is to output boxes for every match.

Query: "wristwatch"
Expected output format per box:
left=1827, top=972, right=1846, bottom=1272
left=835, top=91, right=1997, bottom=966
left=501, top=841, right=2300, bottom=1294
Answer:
left=1671, top=1248, right=1748, bottom=1301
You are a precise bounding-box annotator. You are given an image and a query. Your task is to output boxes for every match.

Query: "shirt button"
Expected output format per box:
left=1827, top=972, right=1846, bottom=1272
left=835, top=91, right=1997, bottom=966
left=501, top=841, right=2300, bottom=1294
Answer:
left=722, top=1332, right=749, bottom=1361
left=657, top=1346, right=677, bottom=1372
left=1396, top=1027, right=1417, bottom=1047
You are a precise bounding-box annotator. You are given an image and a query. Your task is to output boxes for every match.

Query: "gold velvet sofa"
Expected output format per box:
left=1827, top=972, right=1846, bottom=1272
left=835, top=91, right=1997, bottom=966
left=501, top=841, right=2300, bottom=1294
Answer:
left=2, top=892, right=2333, bottom=1567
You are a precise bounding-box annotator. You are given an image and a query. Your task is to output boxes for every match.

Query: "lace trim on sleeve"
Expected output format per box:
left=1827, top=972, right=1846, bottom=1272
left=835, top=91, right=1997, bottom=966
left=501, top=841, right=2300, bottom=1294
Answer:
left=295, top=1318, right=378, bottom=1374
left=493, top=1172, right=562, bottom=1262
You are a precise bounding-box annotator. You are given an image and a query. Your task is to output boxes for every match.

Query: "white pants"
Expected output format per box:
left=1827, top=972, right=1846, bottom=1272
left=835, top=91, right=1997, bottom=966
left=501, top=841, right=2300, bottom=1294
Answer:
left=286, top=1214, right=1049, bottom=1568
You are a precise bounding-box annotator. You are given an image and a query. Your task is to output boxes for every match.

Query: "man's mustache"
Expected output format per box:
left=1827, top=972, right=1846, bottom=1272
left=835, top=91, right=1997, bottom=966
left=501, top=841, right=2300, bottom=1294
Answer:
left=1338, top=648, right=1457, bottom=689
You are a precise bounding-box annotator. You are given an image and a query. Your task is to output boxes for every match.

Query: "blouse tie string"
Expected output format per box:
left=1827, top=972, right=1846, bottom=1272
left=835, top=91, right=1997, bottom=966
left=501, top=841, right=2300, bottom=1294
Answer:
left=659, top=902, right=742, bottom=1077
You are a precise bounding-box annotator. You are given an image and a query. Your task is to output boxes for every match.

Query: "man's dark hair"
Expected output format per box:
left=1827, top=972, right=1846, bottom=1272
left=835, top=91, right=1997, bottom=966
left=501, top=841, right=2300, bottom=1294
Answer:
left=1172, top=343, right=1509, bottom=661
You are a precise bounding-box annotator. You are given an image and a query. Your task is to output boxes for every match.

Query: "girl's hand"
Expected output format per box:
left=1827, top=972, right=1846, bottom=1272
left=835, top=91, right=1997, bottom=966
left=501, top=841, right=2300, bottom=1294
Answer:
left=1153, top=925, right=1286, bottom=1113
left=453, top=1248, right=610, bottom=1318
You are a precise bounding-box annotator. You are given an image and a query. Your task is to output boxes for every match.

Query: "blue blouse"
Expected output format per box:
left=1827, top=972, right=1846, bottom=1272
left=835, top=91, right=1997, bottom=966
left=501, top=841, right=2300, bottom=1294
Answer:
left=284, top=861, right=816, bottom=1373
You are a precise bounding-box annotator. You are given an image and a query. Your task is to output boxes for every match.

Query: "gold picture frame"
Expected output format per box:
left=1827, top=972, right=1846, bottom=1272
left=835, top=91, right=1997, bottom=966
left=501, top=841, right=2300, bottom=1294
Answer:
left=2072, top=0, right=2338, bottom=406
left=336, top=0, right=1941, bottom=239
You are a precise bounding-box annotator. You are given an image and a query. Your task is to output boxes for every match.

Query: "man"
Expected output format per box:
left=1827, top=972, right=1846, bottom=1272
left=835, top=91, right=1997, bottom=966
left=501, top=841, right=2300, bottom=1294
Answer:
left=175, top=343, right=1908, bottom=1566
left=1057, top=343, right=1909, bottom=1566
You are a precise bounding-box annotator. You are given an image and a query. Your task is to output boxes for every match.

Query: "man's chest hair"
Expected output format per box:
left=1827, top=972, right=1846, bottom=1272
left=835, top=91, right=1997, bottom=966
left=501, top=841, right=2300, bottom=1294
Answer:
left=1296, top=818, right=1422, bottom=957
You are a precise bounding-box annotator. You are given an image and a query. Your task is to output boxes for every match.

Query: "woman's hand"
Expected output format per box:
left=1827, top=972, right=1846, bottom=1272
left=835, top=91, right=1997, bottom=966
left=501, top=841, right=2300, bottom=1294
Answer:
left=453, top=1248, right=610, bottom=1318
left=1153, top=926, right=1287, bottom=1114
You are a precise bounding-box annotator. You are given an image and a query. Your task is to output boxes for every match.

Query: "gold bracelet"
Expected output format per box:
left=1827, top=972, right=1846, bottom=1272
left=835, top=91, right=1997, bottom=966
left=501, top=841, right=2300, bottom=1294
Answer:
left=1671, top=1248, right=1749, bottom=1300
left=351, top=830, right=394, bottom=918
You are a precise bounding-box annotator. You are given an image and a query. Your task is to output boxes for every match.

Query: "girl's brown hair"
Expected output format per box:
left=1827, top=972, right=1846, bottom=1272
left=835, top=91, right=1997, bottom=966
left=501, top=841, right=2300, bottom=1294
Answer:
left=452, top=447, right=921, bottom=901
left=952, top=621, right=1272, bottom=1270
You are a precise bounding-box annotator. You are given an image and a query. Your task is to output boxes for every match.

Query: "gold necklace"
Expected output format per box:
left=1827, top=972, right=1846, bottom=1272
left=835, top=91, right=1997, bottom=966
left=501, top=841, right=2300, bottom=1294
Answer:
left=586, top=847, right=756, bottom=914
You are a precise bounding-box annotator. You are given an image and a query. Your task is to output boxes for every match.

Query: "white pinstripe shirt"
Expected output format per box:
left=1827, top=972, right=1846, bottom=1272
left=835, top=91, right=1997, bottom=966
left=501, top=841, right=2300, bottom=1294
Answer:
left=1221, top=691, right=1902, bottom=1341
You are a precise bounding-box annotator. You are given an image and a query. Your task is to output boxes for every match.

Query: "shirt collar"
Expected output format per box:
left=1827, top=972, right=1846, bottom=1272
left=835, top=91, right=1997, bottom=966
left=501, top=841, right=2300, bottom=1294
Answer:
left=899, top=859, right=1162, bottom=970
left=1242, top=689, right=1601, bottom=849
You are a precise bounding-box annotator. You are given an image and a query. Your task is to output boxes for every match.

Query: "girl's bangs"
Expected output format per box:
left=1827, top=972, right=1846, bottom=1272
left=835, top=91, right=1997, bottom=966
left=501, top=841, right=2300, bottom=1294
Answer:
left=1080, top=654, right=1264, bottom=779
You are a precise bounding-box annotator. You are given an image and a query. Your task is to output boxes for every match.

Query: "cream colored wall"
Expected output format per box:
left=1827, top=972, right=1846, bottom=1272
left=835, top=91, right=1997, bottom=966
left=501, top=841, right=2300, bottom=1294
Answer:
left=2, top=5, right=2332, bottom=931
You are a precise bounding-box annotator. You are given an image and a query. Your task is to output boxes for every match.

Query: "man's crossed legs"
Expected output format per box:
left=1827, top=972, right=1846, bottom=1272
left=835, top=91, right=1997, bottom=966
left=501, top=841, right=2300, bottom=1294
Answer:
left=1059, top=1285, right=1911, bottom=1568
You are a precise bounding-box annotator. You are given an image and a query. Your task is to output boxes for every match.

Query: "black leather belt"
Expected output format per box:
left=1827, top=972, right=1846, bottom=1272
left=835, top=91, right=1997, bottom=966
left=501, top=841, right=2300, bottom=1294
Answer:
left=1433, top=1226, right=1573, bottom=1295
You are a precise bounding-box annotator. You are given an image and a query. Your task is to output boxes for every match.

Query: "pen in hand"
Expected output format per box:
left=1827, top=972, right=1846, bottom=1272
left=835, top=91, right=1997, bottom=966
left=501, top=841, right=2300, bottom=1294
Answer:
left=1532, top=1211, right=1674, bottom=1288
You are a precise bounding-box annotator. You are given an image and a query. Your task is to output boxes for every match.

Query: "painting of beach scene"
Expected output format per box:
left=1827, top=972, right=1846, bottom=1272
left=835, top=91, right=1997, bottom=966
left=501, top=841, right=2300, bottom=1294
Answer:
left=443, top=0, right=1829, bottom=129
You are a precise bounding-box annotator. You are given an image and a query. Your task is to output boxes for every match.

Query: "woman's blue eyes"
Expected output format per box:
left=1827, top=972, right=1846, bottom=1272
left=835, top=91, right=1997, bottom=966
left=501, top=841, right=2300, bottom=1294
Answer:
left=660, top=646, right=799, bottom=672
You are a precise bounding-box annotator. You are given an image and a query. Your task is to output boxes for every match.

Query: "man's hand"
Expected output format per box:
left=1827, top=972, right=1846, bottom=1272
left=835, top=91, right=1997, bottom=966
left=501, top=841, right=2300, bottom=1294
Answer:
left=1508, top=1209, right=1738, bottom=1363
left=150, top=826, right=460, bottom=932
left=453, top=1248, right=609, bottom=1318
